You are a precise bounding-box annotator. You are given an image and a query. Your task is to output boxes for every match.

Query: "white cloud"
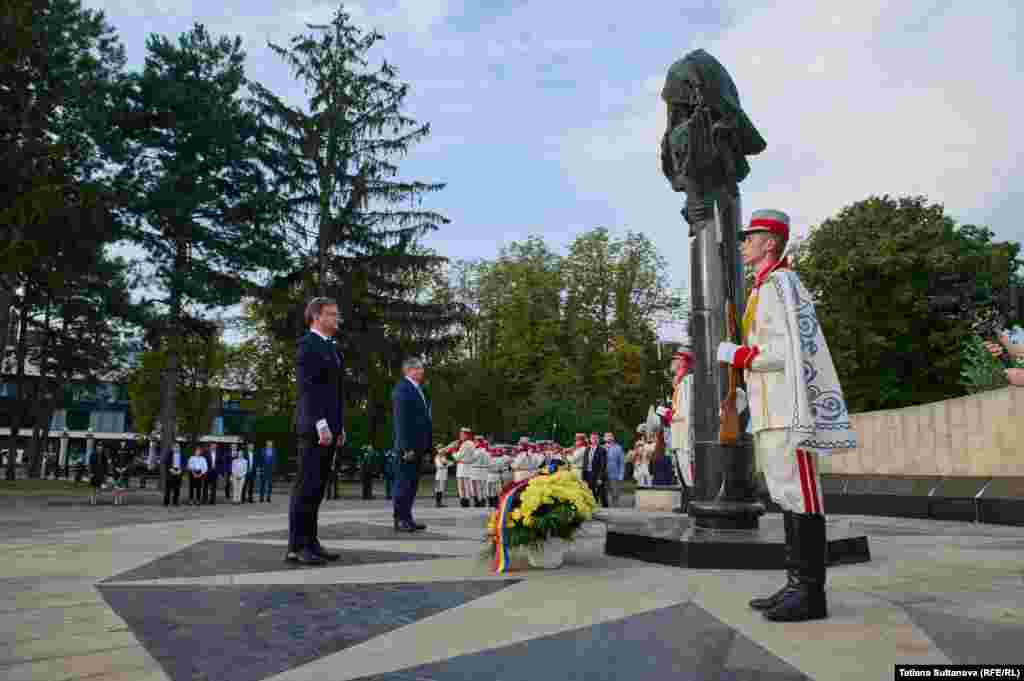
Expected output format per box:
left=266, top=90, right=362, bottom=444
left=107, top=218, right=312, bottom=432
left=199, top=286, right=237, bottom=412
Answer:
left=396, top=0, right=452, bottom=35
left=557, top=0, right=1023, bottom=287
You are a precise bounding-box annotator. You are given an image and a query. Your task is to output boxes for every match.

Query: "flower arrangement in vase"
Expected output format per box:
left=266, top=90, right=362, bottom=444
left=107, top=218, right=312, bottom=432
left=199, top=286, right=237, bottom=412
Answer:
left=484, top=469, right=598, bottom=571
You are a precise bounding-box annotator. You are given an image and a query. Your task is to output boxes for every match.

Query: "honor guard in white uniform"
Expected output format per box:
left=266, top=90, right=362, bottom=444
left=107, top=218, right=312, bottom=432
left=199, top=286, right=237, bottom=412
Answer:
left=717, top=209, right=856, bottom=623
left=434, top=443, right=454, bottom=508
left=568, top=433, right=587, bottom=480
left=497, top=446, right=513, bottom=487
left=670, top=350, right=695, bottom=491
left=511, top=439, right=534, bottom=482
left=470, top=437, right=489, bottom=507
left=528, top=444, right=545, bottom=473
left=486, top=449, right=504, bottom=507
left=452, top=428, right=474, bottom=508
left=631, top=426, right=652, bottom=486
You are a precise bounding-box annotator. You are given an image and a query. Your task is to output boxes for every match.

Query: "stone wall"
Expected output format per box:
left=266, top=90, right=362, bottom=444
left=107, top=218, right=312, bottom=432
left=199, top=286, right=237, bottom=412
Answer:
left=818, top=387, right=1024, bottom=477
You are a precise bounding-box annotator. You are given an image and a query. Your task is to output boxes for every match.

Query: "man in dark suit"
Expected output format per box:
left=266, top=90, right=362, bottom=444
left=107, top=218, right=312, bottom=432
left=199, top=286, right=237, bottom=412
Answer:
left=162, top=444, right=183, bottom=507
left=584, top=432, right=609, bottom=507
left=287, top=297, right=345, bottom=566
left=391, top=358, right=432, bottom=532
left=201, top=444, right=218, bottom=505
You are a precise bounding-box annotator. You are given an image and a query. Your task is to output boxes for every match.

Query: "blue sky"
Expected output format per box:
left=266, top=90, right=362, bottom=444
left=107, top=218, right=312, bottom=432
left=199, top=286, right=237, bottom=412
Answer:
left=89, top=1, right=1023, bottom=342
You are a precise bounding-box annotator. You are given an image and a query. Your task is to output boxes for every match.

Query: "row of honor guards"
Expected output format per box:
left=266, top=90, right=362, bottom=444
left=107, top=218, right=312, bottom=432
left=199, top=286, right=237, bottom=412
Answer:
left=433, top=429, right=575, bottom=508
left=162, top=441, right=276, bottom=506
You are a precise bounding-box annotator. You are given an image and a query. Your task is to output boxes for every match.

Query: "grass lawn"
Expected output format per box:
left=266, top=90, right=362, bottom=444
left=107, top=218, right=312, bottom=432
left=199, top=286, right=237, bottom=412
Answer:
left=0, top=479, right=92, bottom=496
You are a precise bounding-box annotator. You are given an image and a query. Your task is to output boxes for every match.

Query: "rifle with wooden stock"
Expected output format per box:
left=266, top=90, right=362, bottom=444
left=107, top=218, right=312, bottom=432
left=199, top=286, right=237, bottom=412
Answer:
left=718, top=299, right=742, bottom=444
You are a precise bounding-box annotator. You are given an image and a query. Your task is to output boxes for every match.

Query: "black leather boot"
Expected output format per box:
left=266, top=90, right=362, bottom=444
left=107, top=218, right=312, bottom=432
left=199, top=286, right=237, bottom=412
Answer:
left=460, top=498, right=470, bottom=508
left=763, top=513, right=828, bottom=622
left=750, top=511, right=797, bottom=610
left=435, top=492, right=445, bottom=508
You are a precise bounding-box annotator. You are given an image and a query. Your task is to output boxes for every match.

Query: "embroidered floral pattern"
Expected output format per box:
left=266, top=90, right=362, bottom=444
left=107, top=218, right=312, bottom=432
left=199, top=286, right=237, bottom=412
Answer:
left=772, top=271, right=857, bottom=453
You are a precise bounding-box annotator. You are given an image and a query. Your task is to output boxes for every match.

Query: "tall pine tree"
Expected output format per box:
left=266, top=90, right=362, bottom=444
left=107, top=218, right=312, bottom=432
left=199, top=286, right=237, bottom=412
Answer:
left=99, top=24, right=291, bottom=482
left=249, top=6, right=463, bottom=445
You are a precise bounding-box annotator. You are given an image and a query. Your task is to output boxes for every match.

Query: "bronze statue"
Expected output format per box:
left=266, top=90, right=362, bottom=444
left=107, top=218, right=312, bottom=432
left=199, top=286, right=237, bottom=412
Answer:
left=660, top=49, right=765, bottom=531
left=660, top=49, right=766, bottom=229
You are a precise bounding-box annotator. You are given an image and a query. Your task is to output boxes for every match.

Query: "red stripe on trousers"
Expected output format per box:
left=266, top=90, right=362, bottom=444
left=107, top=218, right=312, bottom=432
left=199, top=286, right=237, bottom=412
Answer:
left=797, top=450, right=814, bottom=514
left=805, top=452, right=821, bottom=514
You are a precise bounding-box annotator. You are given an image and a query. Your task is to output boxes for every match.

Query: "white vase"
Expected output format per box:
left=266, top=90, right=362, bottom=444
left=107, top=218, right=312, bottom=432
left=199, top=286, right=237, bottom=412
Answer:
left=526, top=536, right=569, bottom=569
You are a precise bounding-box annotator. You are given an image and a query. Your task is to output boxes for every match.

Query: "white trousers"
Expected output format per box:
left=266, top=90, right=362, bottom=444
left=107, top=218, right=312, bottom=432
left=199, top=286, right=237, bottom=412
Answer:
left=755, top=429, right=825, bottom=515
left=634, top=464, right=652, bottom=487
left=232, top=474, right=245, bottom=503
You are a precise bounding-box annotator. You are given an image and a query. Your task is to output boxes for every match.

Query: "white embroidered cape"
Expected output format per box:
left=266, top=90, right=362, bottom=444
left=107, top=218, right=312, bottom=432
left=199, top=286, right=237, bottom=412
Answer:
left=772, top=270, right=857, bottom=455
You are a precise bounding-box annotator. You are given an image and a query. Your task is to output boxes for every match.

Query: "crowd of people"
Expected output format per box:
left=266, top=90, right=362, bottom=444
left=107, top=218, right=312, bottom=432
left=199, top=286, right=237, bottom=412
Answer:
left=430, top=429, right=634, bottom=509
left=160, top=441, right=276, bottom=507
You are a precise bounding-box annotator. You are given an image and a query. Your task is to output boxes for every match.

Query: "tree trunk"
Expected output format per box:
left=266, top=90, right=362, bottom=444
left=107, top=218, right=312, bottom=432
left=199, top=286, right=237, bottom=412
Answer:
left=158, top=238, right=187, bottom=490
left=25, top=374, right=52, bottom=479
left=0, top=226, right=21, bottom=356
left=4, top=302, right=29, bottom=480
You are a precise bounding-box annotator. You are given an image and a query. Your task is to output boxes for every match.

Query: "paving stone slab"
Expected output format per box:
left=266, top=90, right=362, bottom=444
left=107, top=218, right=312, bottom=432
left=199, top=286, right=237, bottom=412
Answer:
left=98, top=580, right=519, bottom=681
left=239, top=522, right=457, bottom=542
left=102, top=540, right=450, bottom=583
left=903, top=604, right=1024, bottom=664
left=351, top=602, right=810, bottom=681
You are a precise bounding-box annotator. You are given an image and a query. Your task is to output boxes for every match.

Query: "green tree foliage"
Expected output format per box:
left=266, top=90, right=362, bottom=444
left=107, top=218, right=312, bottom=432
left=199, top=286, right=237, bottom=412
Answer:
left=98, top=24, right=292, bottom=471
left=0, top=0, right=127, bottom=353
left=793, top=195, right=1022, bottom=412
left=427, top=229, right=683, bottom=446
left=959, top=334, right=1008, bottom=395
left=128, top=329, right=229, bottom=446
left=248, top=7, right=463, bottom=446
left=0, top=1, right=138, bottom=478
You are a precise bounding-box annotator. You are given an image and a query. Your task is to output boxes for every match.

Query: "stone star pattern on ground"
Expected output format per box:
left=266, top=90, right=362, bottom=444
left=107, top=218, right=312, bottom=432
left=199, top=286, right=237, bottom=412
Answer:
left=2, top=495, right=1024, bottom=681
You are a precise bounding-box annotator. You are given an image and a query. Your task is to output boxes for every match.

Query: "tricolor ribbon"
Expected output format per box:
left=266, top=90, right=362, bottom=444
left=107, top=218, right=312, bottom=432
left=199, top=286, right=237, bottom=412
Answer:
left=493, top=478, right=531, bottom=574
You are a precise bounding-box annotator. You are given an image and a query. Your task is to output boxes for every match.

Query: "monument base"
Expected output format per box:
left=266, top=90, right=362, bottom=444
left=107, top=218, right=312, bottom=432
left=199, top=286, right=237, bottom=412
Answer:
left=604, top=513, right=870, bottom=569
left=689, top=500, right=766, bottom=530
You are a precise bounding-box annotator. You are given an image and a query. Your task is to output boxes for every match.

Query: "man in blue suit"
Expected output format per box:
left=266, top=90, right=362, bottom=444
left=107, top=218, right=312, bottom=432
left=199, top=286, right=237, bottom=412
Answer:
left=287, top=297, right=345, bottom=566
left=392, top=358, right=432, bottom=532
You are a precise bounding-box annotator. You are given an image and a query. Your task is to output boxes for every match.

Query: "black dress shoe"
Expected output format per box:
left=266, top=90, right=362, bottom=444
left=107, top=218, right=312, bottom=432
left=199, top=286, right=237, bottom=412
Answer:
left=313, top=546, right=341, bottom=561
left=295, top=551, right=326, bottom=566
left=284, top=552, right=299, bottom=563
left=395, top=520, right=418, bottom=532
left=412, top=521, right=426, bottom=531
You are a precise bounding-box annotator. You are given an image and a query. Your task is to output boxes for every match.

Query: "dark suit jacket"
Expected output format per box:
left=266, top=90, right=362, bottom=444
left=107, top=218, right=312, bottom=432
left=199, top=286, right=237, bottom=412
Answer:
left=589, top=445, right=608, bottom=483
left=392, top=378, right=432, bottom=456
left=294, top=331, right=345, bottom=437
left=214, top=450, right=230, bottom=476
left=202, top=451, right=217, bottom=477
left=162, top=449, right=183, bottom=475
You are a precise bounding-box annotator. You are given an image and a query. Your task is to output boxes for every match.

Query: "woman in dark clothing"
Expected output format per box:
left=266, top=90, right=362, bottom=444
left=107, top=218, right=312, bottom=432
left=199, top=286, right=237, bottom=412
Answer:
left=650, top=428, right=676, bottom=486
left=89, top=447, right=109, bottom=505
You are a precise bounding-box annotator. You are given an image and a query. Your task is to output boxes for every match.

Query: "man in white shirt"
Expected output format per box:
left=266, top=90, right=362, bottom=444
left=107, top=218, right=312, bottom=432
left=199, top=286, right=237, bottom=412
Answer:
left=187, top=448, right=208, bottom=507
left=242, top=444, right=256, bottom=503
left=231, top=453, right=248, bottom=504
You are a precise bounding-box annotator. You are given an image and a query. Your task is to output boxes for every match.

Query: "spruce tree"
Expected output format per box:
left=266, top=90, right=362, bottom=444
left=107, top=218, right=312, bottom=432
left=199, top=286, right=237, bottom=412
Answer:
left=249, top=6, right=463, bottom=444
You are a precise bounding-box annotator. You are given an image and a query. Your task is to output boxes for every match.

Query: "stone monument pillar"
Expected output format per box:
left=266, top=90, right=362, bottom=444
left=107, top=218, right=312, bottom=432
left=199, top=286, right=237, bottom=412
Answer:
left=660, top=49, right=766, bottom=530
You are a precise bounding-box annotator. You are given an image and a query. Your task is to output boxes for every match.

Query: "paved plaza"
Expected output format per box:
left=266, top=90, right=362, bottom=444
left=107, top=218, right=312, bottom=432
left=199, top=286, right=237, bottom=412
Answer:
left=2, top=490, right=1024, bottom=681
